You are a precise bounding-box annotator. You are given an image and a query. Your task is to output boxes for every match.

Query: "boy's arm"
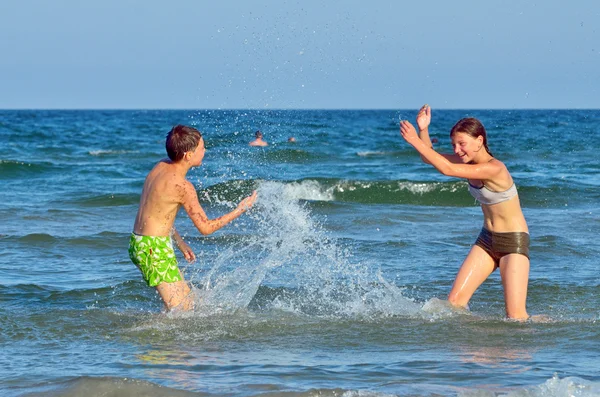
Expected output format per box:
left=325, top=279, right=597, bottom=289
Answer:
left=180, top=181, right=257, bottom=235
left=172, top=228, right=196, bottom=262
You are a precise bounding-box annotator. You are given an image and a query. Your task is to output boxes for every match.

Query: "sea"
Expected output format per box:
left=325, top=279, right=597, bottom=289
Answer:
left=1, top=109, right=599, bottom=397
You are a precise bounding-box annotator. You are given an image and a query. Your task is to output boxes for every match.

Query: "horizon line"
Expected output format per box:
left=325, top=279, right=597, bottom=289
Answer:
left=1, top=107, right=599, bottom=111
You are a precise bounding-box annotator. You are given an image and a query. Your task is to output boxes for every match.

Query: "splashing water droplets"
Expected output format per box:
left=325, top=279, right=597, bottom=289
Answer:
left=191, top=180, right=428, bottom=320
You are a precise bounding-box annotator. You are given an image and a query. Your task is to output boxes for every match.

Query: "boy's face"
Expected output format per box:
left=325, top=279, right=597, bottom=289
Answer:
left=189, top=138, right=205, bottom=166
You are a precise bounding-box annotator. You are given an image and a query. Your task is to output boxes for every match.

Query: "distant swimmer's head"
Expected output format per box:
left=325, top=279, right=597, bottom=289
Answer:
left=288, top=137, right=296, bottom=142
left=450, top=118, right=492, bottom=157
left=166, top=125, right=203, bottom=162
left=255, top=130, right=263, bottom=139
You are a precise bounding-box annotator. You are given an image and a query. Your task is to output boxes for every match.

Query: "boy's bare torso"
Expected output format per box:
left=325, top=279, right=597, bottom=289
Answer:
left=133, top=160, right=190, bottom=237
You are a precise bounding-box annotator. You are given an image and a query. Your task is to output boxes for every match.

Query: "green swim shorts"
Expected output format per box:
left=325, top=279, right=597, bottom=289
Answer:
left=128, top=233, right=183, bottom=287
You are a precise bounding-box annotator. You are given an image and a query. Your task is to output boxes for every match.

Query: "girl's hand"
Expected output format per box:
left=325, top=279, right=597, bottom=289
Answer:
left=400, top=120, right=419, bottom=144
left=416, top=104, right=431, bottom=131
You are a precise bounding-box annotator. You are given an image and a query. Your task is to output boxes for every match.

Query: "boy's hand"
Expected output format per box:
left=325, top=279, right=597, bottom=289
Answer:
left=178, top=241, right=196, bottom=263
left=237, top=190, right=258, bottom=213
left=416, top=104, right=431, bottom=131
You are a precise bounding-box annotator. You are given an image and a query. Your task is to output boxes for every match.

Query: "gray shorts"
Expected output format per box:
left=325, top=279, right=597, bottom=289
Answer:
left=474, top=228, right=530, bottom=265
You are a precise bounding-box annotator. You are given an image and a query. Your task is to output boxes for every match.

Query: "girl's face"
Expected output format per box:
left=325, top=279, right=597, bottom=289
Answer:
left=451, top=132, right=483, bottom=163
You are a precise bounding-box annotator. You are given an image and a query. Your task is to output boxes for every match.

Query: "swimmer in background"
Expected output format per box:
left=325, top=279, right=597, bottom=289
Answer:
left=399, top=104, right=531, bottom=320
left=249, top=130, right=268, bottom=147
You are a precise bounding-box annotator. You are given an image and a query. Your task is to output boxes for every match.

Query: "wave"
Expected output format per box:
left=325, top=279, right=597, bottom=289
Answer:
left=0, top=159, right=56, bottom=179
left=203, top=178, right=598, bottom=208
left=0, top=280, right=152, bottom=313
left=11, top=374, right=600, bottom=397
left=3, top=172, right=593, bottom=211
left=457, top=375, right=600, bottom=397
left=321, top=179, right=471, bottom=206
left=14, top=174, right=585, bottom=215
left=62, top=193, right=141, bottom=207
left=200, top=178, right=470, bottom=206
left=4, top=231, right=130, bottom=251
left=16, top=233, right=58, bottom=243
left=519, top=183, right=600, bottom=208
left=356, top=150, right=405, bottom=157
left=52, top=176, right=590, bottom=212
left=88, top=149, right=139, bottom=156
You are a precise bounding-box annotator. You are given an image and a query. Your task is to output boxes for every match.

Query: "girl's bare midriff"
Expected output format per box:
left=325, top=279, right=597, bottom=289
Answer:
left=480, top=196, right=529, bottom=233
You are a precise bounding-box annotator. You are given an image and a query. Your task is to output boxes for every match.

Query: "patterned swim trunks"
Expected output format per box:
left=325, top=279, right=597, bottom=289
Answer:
left=128, top=233, right=182, bottom=287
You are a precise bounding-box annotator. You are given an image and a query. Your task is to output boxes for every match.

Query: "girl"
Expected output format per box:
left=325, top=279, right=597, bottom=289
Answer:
left=400, top=105, right=530, bottom=320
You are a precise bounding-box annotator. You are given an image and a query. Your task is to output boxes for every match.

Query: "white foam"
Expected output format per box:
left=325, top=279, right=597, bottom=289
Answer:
left=356, top=151, right=389, bottom=157
left=459, top=374, right=600, bottom=397
left=421, top=297, right=471, bottom=319
left=271, top=179, right=335, bottom=202
left=396, top=181, right=462, bottom=194
left=88, top=149, right=138, bottom=156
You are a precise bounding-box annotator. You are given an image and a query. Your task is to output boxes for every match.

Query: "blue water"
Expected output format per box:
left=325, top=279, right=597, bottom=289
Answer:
left=1, top=109, right=599, bottom=396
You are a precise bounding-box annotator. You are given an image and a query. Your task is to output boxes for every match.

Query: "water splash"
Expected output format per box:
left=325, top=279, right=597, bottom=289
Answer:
left=458, top=374, right=600, bottom=397
left=191, top=180, right=423, bottom=319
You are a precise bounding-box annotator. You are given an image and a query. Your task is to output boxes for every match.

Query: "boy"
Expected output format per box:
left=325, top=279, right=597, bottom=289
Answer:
left=128, top=124, right=257, bottom=311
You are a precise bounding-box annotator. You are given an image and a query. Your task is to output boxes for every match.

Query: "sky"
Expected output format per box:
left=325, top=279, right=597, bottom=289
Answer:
left=1, top=0, right=599, bottom=109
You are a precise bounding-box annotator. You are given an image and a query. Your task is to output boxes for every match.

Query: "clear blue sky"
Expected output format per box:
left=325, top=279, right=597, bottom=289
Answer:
left=1, top=1, right=598, bottom=109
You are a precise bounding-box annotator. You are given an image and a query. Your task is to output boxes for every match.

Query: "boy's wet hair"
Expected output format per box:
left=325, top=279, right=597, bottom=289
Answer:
left=450, top=117, right=493, bottom=157
left=166, top=125, right=203, bottom=161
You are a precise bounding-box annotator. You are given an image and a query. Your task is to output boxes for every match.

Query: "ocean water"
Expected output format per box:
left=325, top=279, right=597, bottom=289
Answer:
left=1, top=109, right=599, bottom=397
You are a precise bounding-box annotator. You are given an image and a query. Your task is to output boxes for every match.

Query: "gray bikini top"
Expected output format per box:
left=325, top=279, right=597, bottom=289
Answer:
left=468, top=182, right=518, bottom=205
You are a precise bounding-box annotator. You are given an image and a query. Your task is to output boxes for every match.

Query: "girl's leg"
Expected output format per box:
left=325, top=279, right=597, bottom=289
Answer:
left=498, top=254, right=529, bottom=320
left=448, top=245, right=496, bottom=308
